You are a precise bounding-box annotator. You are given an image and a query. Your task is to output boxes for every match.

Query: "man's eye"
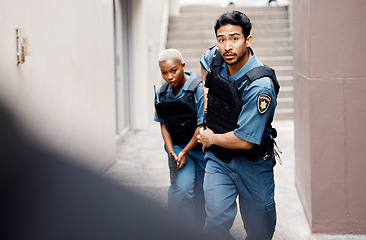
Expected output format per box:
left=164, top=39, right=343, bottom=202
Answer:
left=172, top=70, right=177, bottom=73
left=218, top=39, right=225, bottom=43
left=232, top=37, right=238, bottom=41
left=162, top=72, right=167, bottom=75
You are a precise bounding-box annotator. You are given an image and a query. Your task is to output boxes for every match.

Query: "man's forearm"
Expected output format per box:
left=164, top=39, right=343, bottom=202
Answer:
left=211, top=131, right=254, bottom=150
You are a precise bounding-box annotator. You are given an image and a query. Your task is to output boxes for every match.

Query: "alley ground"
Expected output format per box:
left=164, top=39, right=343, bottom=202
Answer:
left=104, top=120, right=366, bottom=240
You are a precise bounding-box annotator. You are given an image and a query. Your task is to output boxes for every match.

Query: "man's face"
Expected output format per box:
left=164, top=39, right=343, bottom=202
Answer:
left=159, top=59, right=185, bottom=88
left=216, top=24, right=250, bottom=66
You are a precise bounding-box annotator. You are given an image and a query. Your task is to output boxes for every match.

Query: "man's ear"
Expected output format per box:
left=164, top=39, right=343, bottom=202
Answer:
left=182, top=62, right=186, bottom=68
left=246, top=35, right=253, bottom=47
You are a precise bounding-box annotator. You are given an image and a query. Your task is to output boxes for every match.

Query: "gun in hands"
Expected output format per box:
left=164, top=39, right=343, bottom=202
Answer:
left=168, top=153, right=177, bottom=184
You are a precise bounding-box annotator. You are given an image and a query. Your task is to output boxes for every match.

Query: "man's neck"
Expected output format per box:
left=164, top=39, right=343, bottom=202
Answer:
left=227, top=48, right=253, bottom=79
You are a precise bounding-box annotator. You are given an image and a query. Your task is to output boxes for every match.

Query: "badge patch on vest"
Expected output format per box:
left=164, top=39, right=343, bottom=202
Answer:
left=257, top=94, right=271, bottom=114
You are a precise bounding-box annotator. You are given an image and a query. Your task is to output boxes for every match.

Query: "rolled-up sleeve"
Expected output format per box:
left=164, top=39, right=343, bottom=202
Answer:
left=154, top=113, right=162, bottom=123
left=199, top=46, right=217, bottom=71
left=153, top=86, right=164, bottom=124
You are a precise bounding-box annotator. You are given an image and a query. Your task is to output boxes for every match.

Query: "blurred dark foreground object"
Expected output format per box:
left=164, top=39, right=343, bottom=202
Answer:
left=0, top=104, right=215, bottom=240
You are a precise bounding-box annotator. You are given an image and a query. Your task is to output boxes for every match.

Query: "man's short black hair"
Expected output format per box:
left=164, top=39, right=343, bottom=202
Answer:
left=214, top=11, right=252, bottom=39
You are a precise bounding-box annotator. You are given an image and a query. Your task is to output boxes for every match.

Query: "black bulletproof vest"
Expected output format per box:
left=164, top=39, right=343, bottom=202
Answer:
left=204, top=49, right=280, bottom=162
left=157, top=77, right=201, bottom=145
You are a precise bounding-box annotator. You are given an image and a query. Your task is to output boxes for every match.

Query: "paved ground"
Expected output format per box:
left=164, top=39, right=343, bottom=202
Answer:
left=104, top=120, right=366, bottom=240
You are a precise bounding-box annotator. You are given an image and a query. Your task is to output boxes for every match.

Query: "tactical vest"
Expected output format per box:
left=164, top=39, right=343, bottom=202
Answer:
left=204, top=49, right=280, bottom=162
left=155, top=77, right=202, bottom=145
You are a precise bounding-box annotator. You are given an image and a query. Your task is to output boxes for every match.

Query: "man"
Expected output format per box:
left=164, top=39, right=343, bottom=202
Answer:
left=197, top=11, right=280, bottom=240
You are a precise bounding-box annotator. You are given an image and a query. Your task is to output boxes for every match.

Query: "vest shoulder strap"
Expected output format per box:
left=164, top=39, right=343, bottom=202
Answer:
left=211, top=48, right=222, bottom=69
left=159, top=76, right=202, bottom=101
left=159, top=76, right=201, bottom=94
left=246, top=65, right=275, bottom=82
left=235, top=65, right=280, bottom=97
left=159, top=82, right=169, bottom=94
left=186, top=76, right=202, bottom=92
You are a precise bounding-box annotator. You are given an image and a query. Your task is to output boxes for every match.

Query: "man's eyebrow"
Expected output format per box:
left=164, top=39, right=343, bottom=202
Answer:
left=217, top=32, right=241, bottom=37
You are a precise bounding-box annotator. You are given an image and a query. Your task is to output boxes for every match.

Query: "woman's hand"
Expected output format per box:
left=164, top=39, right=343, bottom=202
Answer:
left=177, top=151, right=187, bottom=170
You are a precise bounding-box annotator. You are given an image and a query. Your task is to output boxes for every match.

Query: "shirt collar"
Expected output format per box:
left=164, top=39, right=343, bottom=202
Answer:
left=220, top=47, right=262, bottom=82
left=182, top=72, right=195, bottom=91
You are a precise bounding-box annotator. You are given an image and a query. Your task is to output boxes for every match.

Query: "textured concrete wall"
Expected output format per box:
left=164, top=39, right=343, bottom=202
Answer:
left=293, top=0, right=366, bottom=234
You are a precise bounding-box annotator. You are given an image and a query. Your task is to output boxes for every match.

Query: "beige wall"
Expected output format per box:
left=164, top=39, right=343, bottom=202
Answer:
left=130, top=0, right=168, bottom=130
left=0, top=0, right=116, bottom=168
left=0, top=1, right=116, bottom=170
left=0, top=0, right=169, bottom=170
left=293, top=0, right=366, bottom=234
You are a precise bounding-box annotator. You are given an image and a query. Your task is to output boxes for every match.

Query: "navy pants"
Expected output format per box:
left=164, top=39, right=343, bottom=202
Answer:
left=166, top=145, right=206, bottom=229
left=203, top=152, right=276, bottom=239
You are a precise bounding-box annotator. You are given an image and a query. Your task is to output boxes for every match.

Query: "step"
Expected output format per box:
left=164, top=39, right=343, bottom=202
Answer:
left=277, top=86, right=293, bottom=98
left=253, top=46, right=293, bottom=57
left=168, top=30, right=216, bottom=41
left=273, top=65, right=292, bottom=76
left=167, top=37, right=292, bottom=49
left=166, top=39, right=216, bottom=49
left=168, top=5, right=293, bottom=120
left=252, top=37, right=292, bottom=47
left=168, top=19, right=289, bottom=31
left=168, top=28, right=291, bottom=40
left=184, top=63, right=294, bottom=78
left=166, top=46, right=293, bottom=57
left=277, top=97, right=294, bottom=109
left=274, top=108, right=293, bottom=121
left=184, top=59, right=205, bottom=69
left=187, top=66, right=293, bottom=78
left=260, top=56, right=293, bottom=67
left=174, top=46, right=292, bottom=59
left=251, top=28, right=291, bottom=38
left=180, top=6, right=288, bottom=14
left=171, top=48, right=210, bottom=59
left=170, top=11, right=288, bottom=22
left=277, top=76, right=293, bottom=87
left=184, top=60, right=292, bottom=72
